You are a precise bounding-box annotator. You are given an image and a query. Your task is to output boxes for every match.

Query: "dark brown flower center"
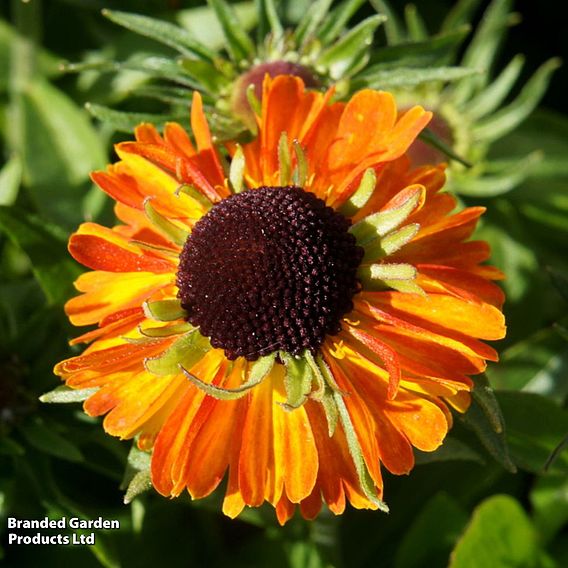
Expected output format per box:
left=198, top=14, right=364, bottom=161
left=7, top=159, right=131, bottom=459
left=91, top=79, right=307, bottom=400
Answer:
left=177, top=186, right=363, bottom=360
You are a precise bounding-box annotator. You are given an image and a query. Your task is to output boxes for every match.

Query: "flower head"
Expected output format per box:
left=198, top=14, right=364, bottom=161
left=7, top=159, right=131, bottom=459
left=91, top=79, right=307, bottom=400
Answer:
left=54, top=76, right=505, bottom=523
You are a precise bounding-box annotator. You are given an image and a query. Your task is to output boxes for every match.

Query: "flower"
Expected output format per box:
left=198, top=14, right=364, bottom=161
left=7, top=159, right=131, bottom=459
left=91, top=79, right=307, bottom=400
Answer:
left=54, top=76, right=506, bottom=524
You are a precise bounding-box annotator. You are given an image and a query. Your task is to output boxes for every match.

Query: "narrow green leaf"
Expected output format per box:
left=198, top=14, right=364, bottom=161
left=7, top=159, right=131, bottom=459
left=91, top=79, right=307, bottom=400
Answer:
left=292, top=141, right=308, bottom=187
left=472, top=58, right=561, bottom=142
left=102, top=9, right=217, bottom=61
left=319, top=15, right=386, bottom=80
left=0, top=205, right=81, bottom=304
left=351, top=187, right=422, bottom=243
left=356, top=65, right=478, bottom=90
left=86, top=103, right=184, bottom=134
left=364, top=223, right=419, bottom=259
left=404, top=4, right=428, bottom=41
left=368, top=26, right=470, bottom=67
left=450, top=495, right=540, bottom=568
left=452, top=0, right=517, bottom=104
left=441, top=0, right=482, bottom=32
left=181, top=352, right=276, bottom=400
left=460, top=375, right=516, bottom=473
left=293, top=0, right=333, bottom=47
left=282, top=353, right=313, bottom=409
left=334, top=391, right=388, bottom=511
left=119, top=56, right=201, bottom=89
left=318, top=0, right=366, bottom=45
left=144, top=199, right=189, bottom=246
left=256, top=0, right=283, bottom=41
left=143, top=299, right=186, bottom=322
left=0, top=154, right=22, bottom=206
left=139, top=323, right=193, bottom=338
left=40, top=386, right=97, bottom=404
left=339, top=168, right=376, bottom=217
left=467, top=54, right=525, bottom=119
left=305, top=351, right=326, bottom=401
left=360, top=263, right=417, bottom=283
left=145, top=331, right=210, bottom=376
left=370, top=0, right=403, bottom=44
left=207, top=0, right=256, bottom=62
left=179, top=58, right=232, bottom=93
left=455, top=152, right=541, bottom=197
left=321, top=390, right=339, bottom=437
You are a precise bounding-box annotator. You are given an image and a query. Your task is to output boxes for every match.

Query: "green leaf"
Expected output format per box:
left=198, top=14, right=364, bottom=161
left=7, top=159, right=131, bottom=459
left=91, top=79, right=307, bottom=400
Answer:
left=15, top=79, right=106, bottom=225
left=102, top=10, right=217, bottom=61
left=404, top=4, right=428, bottom=41
left=0, top=154, right=22, bottom=206
left=319, top=15, right=386, bottom=80
left=487, top=327, right=568, bottom=400
left=356, top=65, right=478, bottom=91
left=497, top=391, right=568, bottom=473
left=368, top=26, right=470, bottom=67
left=531, top=474, right=568, bottom=545
left=441, top=0, right=483, bottom=32
left=256, top=0, right=283, bottom=42
left=0, top=205, right=81, bottom=304
left=449, top=495, right=540, bottom=568
left=548, top=266, right=568, bottom=304
left=318, top=0, right=366, bottom=45
left=414, top=437, right=485, bottom=466
left=467, top=54, right=525, bottom=119
left=370, top=0, right=404, bottom=45
left=19, top=417, right=83, bottom=463
left=419, top=128, right=472, bottom=167
left=473, top=58, right=561, bottom=142
left=207, top=0, right=256, bottom=62
left=455, top=152, right=541, bottom=197
left=452, top=0, right=517, bottom=104
left=293, top=0, right=333, bottom=47
left=179, top=58, right=231, bottom=93
left=177, top=2, right=257, bottom=52
left=395, top=493, right=469, bottom=568
left=460, top=375, right=516, bottom=473
left=86, top=103, right=184, bottom=133
left=40, top=385, right=98, bottom=404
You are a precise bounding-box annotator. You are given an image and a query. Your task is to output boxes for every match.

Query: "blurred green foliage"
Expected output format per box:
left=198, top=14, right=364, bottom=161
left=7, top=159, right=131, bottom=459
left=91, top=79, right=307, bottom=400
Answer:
left=1, top=1, right=567, bottom=567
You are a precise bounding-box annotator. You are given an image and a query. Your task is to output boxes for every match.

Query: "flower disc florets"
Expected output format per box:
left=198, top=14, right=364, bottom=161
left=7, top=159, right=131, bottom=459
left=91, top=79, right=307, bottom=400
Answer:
left=177, top=186, right=363, bottom=360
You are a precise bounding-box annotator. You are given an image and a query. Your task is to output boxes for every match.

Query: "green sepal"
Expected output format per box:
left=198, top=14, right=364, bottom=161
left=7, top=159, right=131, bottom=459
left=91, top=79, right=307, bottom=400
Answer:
left=124, top=470, right=152, bottom=505
left=181, top=352, right=276, bottom=400
left=229, top=144, right=246, bottom=193
left=316, top=354, right=343, bottom=393
left=39, top=385, right=97, bottom=404
left=292, top=141, right=308, bottom=187
left=351, top=187, right=422, bottom=244
left=121, top=444, right=152, bottom=504
left=139, top=323, right=193, bottom=338
left=334, top=391, right=389, bottom=512
left=319, top=15, right=386, bottom=80
left=305, top=351, right=326, bottom=402
left=102, top=9, right=217, bottom=61
left=176, top=184, right=214, bottom=211
left=144, top=331, right=210, bottom=376
left=382, top=224, right=420, bottom=256
left=339, top=168, right=376, bottom=217
left=321, top=390, right=339, bottom=437
left=281, top=353, right=313, bottom=409
left=278, top=132, right=291, bottom=186
left=207, top=0, right=256, bottom=62
left=381, top=278, right=425, bottom=295
left=143, top=199, right=189, bottom=246
left=143, top=299, right=186, bottom=322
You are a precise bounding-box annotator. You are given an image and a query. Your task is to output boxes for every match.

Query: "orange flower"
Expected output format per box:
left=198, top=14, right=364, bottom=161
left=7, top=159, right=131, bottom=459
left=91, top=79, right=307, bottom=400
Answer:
left=54, top=76, right=505, bottom=524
